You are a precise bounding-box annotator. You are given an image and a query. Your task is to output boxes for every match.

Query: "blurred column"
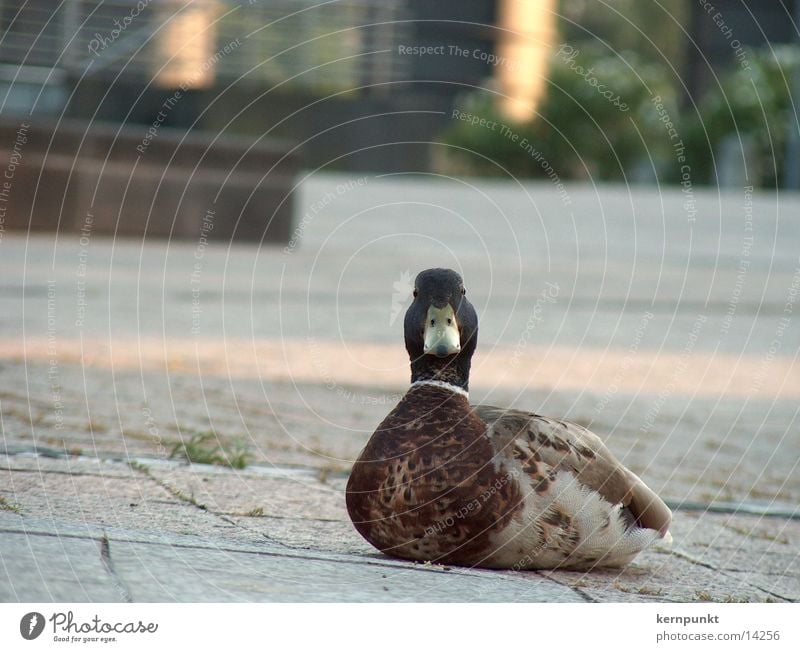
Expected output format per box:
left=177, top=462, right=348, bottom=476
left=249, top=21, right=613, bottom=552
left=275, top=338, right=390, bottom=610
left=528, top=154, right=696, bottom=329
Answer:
left=154, top=0, right=220, bottom=89
left=784, top=0, right=800, bottom=190
left=495, top=0, right=557, bottom=122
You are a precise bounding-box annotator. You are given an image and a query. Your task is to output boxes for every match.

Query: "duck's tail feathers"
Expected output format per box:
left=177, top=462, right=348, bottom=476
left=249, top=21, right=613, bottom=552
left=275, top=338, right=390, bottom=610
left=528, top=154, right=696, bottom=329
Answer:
left=625, top=469, right=673, bottom=538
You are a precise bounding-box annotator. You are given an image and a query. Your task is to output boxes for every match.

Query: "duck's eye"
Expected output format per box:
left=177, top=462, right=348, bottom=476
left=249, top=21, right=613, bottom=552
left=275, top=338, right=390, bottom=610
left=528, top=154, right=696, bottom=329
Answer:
left=447, top=318, right=452, bottom=325
left=461, top=287, right=466, bottom=295
left=430, top=318, right=435, bottom=326
left=413, top=289, right=418, bottom=298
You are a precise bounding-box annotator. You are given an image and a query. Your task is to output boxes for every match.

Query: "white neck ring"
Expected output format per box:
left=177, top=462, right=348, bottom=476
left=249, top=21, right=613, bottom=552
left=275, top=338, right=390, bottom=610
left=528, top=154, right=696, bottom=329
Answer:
left=409, top=379, right=469, bottom=399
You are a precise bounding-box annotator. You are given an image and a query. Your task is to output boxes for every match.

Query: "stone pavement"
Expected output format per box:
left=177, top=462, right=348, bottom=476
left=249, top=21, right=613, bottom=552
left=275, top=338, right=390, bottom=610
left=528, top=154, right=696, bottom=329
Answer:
left=1, top=174, right=799, bottom=601
left=1, top=363, right=798, bottom=603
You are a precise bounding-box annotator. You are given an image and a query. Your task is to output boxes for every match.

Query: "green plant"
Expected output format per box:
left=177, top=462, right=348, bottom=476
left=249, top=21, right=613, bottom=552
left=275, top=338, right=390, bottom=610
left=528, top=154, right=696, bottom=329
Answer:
left=169, top=432, right=252, bottom=470
left=683, top=45, right=800, bottom=187
left=0, top=495, right=22, bottom=513
left=437, top=43, right=676, bottom=181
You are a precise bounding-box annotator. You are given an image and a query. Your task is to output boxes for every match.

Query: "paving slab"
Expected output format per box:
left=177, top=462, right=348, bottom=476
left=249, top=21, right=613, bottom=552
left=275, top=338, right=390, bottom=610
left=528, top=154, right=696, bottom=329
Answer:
left=2, top=452, right=798, bottom=602
left=0, top=531, right=122, bottom=602
left=0, top=513, right=583, bottom=602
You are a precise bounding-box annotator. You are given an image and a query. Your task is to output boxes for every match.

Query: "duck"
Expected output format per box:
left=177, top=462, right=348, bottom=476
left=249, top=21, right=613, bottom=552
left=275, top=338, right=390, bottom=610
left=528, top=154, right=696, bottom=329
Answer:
left=345, top=268, right=672, bottom=570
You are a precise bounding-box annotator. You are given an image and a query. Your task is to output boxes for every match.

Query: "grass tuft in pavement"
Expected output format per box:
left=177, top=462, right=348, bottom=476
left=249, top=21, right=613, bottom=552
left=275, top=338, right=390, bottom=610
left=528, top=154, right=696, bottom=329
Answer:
left=0, top=495, right=22, bottom=514
left=169, top=431, right=252, bottom=469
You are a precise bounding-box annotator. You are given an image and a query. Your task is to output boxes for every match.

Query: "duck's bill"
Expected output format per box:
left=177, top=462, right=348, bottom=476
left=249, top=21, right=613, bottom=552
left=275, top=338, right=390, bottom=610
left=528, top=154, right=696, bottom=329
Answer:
left=423, top=305, right=461, bottom=357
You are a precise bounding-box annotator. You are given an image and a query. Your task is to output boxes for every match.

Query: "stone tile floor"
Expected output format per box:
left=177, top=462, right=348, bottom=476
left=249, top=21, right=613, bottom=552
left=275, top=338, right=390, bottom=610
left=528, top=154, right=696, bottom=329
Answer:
left=1, top=177, right=798, bottom=601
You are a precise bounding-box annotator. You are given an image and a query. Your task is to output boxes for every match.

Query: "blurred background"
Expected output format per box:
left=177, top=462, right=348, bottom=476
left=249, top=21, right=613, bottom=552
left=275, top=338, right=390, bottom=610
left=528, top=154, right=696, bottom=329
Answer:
left=0, top=1, right=798, bottom=229
left=0, top=1, right=799, bottom=565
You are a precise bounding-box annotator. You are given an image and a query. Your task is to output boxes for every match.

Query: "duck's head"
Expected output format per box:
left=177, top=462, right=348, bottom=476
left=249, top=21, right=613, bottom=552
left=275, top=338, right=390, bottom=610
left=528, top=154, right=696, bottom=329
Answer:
left=403, top=268, right=478, bottom=391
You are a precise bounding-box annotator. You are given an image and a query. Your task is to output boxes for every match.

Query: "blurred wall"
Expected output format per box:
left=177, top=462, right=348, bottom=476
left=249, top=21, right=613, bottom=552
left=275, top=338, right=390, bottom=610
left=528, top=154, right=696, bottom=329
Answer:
left=1, top=0, right=508, bottom=174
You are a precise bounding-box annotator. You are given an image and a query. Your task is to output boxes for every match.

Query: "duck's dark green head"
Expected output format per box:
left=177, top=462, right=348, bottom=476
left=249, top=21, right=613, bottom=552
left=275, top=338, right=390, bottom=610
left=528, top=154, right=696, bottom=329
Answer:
left=403, top=268, right=478, bottom=390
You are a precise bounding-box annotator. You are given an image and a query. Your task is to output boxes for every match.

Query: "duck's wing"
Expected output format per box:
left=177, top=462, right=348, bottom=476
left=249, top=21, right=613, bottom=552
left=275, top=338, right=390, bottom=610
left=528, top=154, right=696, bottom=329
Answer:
left=473, top=405, right=672, bottom=536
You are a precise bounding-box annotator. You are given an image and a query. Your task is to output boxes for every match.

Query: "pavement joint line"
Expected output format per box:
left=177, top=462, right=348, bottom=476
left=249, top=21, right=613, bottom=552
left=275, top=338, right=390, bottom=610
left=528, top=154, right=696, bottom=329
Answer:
left=127, top=461, right=209, bottom=511
left=0, top=454, right=350, bottom=480
left=0, top=519, right=580, bottom=584
left=533, top=570, right=595, bottom=603
left=222, top=512, right=345, bottom=523
left=100, top=534, right=133, bottom=603
left=1, top=466, right=135, bottom=480
left=726, top=567, right=800, bottom=578
left=665, top=498, right=800, bottom=520
left=216, top=514, right=302, bottom=554
left=669, top=547, right=793, bottom=603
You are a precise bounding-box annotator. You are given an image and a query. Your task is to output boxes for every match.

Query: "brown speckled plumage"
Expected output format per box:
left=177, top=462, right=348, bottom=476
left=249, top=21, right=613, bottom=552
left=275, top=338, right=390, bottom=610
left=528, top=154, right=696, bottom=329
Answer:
left=346, top=384, right=523, bottom=566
